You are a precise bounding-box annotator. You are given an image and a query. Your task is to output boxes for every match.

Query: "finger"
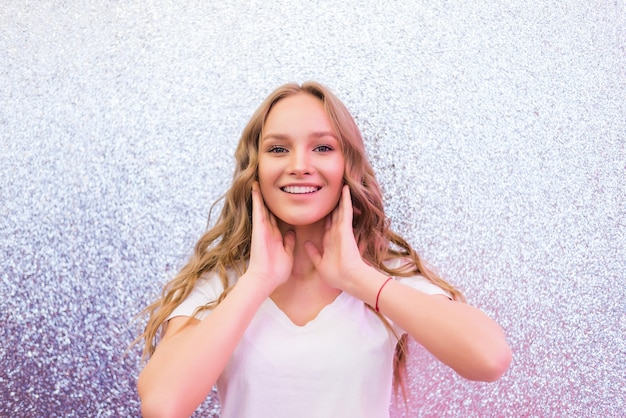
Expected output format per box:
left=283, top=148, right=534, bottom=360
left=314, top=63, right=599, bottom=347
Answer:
left=330, top=205, right=338, bottom=227
left=333, top=187, right=342, bottom=225
left=268, top=209, right=276, bottom=226
left=333, top=184, right=346, bottom=222
left=342, top=185, right=353, bottom=218
left=333, top=185, right=352, bottom=228
left=251, top=182, right=264, bottom=226
left=283, top=230, right=296, bottom=257
left=303, top=240, right=322, bottom=267
left=252, top=181, right=272, bottom=224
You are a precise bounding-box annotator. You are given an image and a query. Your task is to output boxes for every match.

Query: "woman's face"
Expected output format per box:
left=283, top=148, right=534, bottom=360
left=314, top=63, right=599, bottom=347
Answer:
left=258, top=92, right=345, bottom=228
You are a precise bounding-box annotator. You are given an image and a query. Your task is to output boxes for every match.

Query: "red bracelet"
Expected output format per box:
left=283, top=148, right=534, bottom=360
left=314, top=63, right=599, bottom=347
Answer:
left=375, top=277, right=393, bottom=312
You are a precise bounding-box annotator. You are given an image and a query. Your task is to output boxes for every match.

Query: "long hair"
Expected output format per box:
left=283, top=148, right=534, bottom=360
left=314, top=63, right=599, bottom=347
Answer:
left=137, top=81, right=465, bottom=394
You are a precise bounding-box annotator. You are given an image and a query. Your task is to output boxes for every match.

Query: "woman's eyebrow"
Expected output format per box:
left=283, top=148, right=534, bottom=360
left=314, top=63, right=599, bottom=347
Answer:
left=310, top=131, right=338, bottom=139
left=261, top=133, right=289, bottom=142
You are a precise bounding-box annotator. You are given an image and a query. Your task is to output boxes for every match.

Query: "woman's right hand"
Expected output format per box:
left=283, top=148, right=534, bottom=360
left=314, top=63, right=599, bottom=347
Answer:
left=138, top=182, right=294, bottom=417
left=243, top=182, right=295, bottom=295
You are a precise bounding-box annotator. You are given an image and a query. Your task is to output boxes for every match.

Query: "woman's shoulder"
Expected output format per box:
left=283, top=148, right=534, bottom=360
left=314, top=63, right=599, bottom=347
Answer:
left=383, top=256, right=418, bottom=274
left=167, top=268, right=238, bottom=320
left=194, top=268, right=239, bottom=295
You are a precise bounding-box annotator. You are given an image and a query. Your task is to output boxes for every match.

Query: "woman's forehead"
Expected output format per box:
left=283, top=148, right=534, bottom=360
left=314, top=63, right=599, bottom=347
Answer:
left=263, top=93, right=335, bottom=136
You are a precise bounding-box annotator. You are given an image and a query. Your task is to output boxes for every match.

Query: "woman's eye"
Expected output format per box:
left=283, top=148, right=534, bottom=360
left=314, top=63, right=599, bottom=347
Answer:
left=268, top=146, right=287, bottom=153
left=314, top=145, right=333, bottom=152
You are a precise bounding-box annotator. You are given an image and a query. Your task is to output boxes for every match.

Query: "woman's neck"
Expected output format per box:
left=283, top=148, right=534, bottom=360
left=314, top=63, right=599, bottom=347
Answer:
left=277, top=218, right=326, bottom=281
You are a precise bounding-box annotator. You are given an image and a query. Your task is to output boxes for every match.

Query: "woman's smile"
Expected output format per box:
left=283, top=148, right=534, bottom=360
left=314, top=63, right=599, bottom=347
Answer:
left=280, top=185, right=322, bottom=194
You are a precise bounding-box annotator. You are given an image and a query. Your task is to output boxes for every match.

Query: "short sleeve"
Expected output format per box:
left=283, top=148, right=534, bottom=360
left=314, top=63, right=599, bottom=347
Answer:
left=167, top=272, right=230, bottom=321
left=395, top=275, right=451, bottom=298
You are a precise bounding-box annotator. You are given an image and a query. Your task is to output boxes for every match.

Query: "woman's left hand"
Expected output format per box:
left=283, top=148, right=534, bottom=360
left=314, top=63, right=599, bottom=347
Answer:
left=304, top=185, right=369, bottom=291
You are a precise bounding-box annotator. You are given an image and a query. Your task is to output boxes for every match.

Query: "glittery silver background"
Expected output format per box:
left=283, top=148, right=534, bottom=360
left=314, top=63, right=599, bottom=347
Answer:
left=1, top=1, right=625, bottom=417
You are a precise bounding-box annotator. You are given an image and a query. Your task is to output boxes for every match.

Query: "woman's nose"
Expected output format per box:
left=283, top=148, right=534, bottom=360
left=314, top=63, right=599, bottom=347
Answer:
left=288, top=149, right=312, bottom=175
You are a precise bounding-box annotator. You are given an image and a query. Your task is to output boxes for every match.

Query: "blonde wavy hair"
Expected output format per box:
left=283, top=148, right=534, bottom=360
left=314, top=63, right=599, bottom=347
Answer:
left=138, top=81, right=464, bottom=394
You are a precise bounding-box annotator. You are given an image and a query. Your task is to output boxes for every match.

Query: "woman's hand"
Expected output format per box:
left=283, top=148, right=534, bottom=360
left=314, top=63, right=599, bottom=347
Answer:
left=244, top=182, right=295, bottom=295
left=304, top=185, right=369, bottom=291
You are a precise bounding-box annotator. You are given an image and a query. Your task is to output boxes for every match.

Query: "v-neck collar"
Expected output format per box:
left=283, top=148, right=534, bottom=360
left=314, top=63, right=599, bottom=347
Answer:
left=263, top=291, right=350, bottom=330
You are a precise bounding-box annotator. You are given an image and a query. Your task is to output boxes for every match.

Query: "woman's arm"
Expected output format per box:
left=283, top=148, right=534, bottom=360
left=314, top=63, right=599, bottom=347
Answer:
left=306, top=185, right=511, bottom=381
left=346, top=268, right=512, bottom=382
left=138, top=183, right=295, bottom=417
left=138, top=274, right=270, bottom=417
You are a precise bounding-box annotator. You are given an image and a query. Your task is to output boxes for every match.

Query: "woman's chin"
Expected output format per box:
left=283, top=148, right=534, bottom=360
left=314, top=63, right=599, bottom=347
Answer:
left=275, top=214, right=328, bottom=230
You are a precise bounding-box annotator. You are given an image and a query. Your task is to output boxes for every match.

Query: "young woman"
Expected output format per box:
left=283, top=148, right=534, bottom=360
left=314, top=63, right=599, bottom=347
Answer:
left=137, top=82, right=512, bottom=417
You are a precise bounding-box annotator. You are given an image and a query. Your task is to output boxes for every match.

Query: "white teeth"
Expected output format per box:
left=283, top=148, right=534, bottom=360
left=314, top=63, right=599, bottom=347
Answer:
left=282, top=186, right=320, bottom=194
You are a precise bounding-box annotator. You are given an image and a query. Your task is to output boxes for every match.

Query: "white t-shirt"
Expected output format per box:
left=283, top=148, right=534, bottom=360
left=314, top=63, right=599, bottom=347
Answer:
left=168, top=261, right=449, bottom=418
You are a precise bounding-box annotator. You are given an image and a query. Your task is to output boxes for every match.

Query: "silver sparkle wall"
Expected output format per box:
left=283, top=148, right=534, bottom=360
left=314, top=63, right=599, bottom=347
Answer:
left=1, top=1, right=624, bottom=417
